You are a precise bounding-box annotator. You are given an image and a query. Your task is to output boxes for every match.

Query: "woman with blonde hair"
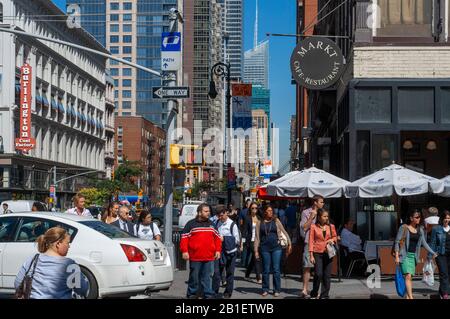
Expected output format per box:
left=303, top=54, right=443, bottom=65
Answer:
left=15, top=227, right=88, bottom=299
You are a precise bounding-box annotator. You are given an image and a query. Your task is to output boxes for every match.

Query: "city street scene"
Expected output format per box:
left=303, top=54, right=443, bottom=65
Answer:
left=1, top=0, right=450, bottom=303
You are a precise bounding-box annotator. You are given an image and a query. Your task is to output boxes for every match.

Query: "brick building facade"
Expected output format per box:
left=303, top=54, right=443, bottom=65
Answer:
left=115, top=116, right=166, bottom=205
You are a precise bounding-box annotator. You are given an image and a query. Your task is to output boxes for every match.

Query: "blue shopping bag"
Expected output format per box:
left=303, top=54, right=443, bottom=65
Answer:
left=395, top=266, right=406, bottom=297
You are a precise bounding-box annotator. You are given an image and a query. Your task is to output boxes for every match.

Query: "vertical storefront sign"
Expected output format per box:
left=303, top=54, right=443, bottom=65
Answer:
left=15, top=63, right=36, bottom=152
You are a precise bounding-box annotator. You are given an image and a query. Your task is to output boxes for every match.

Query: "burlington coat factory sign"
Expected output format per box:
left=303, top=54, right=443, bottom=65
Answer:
left=290, top=37, right=345, bottom=90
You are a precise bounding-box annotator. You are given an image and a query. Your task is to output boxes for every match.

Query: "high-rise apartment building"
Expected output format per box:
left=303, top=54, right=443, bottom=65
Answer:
left=66, top=0, right=177, bottom=127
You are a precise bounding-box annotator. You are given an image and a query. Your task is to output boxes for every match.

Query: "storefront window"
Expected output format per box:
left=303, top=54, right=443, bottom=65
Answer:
left=398, top=88, right=434, bottom=123
left=355, top=89, right=391, bottom=123
left=441, top=89, right=450, bottom=123
left=377, top=0, right=433, bottom=37
left=372, top=134, right=398, bottom=170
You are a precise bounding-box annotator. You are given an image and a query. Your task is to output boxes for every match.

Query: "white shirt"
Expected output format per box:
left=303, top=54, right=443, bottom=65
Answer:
left=425, top=216, right=439, bottom=227
left=134, top=223, right=161, bottom=240
left=299, top=208, right=316, bottom=244
left=216, top=218, right=241, bottom=254
left=251, top=222, right=256, bottom=242
left=66, top=207, right=93, bottom=218
left=340, top=228, right=363, bottom=252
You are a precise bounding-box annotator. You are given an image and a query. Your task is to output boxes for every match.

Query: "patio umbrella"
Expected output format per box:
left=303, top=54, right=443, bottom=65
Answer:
left=257, top=184, right=300, bottom=201
left=431, top=175, right=450, bottom=197
left=345, top=163, right=444, bottom=198
left=266, top=166, right=350, bottom=198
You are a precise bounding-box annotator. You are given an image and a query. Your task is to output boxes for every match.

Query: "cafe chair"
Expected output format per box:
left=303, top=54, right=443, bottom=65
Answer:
left=341, top=245, right=367, bottom=278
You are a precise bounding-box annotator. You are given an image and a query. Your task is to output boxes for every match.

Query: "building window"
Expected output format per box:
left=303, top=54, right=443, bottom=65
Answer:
left=355, top=89, right=391, bottom=123
left=122, top=79, right=132, bottom=87
left=110, top=59, right=119, bottom=65
left=110, top=14, right=119, bottom=22
left=377, top=0, right=433, bottom=37
left=114, top=79, right=119, bottom=87
left=123, top=57, right=132, bottom=62
left=123, top=2, right=132, bottom=10
left=123, top=35, right=132, bottom=43
left=109, top=46, right=119, bottom=54
left=122, top=112, right=132, bottom=116
left=123, top=24, right=132, bottom=32
left=123, top=90, right=132, bottom=98
left=114, top=90, right=119, bottom=99
left=110, top=24, right=119, bottom=32
left=123, top=46, right=132, bottom=54
left=123, top=68, right=132, bottom=76
left=110, top=68, right=119, bottom=76
left=118, top=126, right=123, bottom=135
left=110, top=36, right=119, bottom=43
left=398, top=88, right=434, bottom=123
left=122, top=101, right=132, bottom=109
left=110, top=2, right=119, bottom=10
left=123, top=14, right=132, bottom=21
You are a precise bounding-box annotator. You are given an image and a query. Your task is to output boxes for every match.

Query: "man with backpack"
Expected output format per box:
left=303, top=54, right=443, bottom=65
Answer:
left=212, top=205, right=241, bottom=298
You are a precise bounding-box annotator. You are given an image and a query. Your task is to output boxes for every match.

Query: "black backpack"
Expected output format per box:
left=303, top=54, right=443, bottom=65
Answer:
left=215, top=220, right=241, bottom=253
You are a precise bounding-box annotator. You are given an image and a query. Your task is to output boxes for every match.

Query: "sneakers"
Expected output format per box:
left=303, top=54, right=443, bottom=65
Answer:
left=274, top=292, right=280, bottom=297
left=261, top=291, right=269, bottom=297
left=256, top=279, right=262, bottom=284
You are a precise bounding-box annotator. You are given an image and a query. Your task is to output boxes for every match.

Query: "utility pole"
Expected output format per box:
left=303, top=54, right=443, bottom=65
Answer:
left=163, top=8, right=183, bottom=270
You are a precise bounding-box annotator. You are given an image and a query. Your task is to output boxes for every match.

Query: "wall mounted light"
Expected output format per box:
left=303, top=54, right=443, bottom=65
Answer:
left=402, top=140, right=413, bottom=150
left=426, top=140, right=437, bottom=151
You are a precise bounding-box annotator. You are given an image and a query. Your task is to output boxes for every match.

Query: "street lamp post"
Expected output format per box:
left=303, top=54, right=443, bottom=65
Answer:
left=208, top=62, right=232, bottom=205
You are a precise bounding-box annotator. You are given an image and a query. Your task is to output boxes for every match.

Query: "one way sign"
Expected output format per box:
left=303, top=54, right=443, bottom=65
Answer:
left=152, top=87, right=190, bottom=99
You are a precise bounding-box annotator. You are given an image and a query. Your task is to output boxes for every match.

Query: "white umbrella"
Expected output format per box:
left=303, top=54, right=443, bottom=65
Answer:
left=345, top=163, right=444, bottom=198
left=431, top=175, right=450, bottom=197
left=266, top=166, right=350, bottom=198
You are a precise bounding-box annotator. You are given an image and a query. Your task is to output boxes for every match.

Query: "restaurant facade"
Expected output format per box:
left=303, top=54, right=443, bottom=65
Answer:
left=297, top=0, right=450, bottom=240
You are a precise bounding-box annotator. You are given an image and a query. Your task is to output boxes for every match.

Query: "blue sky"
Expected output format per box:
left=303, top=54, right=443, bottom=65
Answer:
left=52, top=0, right=296, bottom=171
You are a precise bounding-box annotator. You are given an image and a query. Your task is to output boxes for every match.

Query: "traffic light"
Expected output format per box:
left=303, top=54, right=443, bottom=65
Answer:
left=170, top=144, right=181, bottom=166
left=193, top=169, right=198, bottom=179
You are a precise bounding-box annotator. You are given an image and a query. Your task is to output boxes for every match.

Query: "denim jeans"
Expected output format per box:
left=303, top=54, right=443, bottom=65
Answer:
left=261, top=249, right=282, bottom=293
left=436, top=254, right=450, bottom=296
left=187, top=261, right=215, bottom=298
left=213, top=252, right=237, bottom=295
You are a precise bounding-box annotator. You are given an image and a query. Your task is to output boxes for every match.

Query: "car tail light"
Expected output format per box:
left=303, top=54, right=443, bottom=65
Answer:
left=120, top=244, right=147, bottom=262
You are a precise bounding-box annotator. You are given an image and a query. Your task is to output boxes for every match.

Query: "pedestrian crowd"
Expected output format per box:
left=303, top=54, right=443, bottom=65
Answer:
left=179, top=196, right=450, bottom=300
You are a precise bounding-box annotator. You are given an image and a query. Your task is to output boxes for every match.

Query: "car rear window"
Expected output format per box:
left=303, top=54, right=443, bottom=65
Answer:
left=79, top=220, right=134, bottom=239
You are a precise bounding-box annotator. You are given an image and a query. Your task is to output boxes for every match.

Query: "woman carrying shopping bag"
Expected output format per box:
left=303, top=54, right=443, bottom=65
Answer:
left=394, top=210, right=437, bottom=299
left=309, top=208, right=337, bottom=299
left=429, top=210, right=450, bottom=299
left=254, top=205, right=292, bottom=297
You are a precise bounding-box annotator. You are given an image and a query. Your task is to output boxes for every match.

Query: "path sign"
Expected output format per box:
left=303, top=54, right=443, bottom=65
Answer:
left=153, top=86, right=190, bottom=99
left=161, top=32, right=181, bottom=71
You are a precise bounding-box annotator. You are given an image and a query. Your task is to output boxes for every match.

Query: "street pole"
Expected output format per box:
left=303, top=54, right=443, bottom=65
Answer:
left=53, top=166, right=57, bottom=209
left=225, top=65, right=232, bottom=206
left=163, top=8, right=182, bottom=270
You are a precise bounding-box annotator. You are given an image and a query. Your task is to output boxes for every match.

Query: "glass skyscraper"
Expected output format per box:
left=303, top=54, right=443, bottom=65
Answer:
left=244, top=40, right=269, bottom=89
left=220, top=0, right=243, bottom=81
left=66, top=0, right=177, bottom=127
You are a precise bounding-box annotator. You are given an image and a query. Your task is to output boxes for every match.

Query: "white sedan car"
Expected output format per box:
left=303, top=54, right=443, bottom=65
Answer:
left=0, top=212, right=173, bottom=298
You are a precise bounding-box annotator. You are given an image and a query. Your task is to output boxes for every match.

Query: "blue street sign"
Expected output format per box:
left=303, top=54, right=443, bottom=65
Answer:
left=161, top=32, right=181, bottom=52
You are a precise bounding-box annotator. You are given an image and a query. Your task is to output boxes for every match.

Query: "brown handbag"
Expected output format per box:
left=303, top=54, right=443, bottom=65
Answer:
left=391, top=225, right=408, bottom=257
left=15, top=254, right=39, bottom=299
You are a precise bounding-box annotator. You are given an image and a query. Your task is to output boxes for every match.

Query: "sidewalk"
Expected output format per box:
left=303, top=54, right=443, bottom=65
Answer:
left=149, top=265, right=440, bottom=299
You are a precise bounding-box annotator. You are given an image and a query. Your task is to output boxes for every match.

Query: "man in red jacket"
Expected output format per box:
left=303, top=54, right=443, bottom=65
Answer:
left=181, top=203, right=222, bottom=299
